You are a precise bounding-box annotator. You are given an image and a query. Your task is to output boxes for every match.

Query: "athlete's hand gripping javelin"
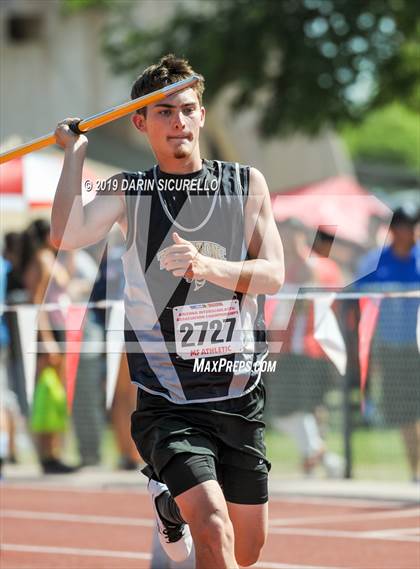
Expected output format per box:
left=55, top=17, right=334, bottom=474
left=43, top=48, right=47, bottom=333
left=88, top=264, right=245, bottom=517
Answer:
left=160, top=232, right=205, bottom=281
left=54, top=118, right=88, bottom=151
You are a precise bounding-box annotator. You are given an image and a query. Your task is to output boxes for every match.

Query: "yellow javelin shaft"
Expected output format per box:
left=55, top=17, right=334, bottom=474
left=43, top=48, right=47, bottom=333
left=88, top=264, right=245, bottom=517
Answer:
left=0, top=76, right=199, bottom=165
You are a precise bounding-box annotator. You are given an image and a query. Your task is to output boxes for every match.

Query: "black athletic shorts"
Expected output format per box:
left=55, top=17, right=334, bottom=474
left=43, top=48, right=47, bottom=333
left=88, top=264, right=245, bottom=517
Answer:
left=131, top=381, right=270, bottom=505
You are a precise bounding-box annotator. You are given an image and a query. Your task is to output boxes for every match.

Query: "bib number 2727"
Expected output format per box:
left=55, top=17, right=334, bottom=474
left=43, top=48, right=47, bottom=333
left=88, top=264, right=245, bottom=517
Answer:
left=173, top=300, right=243, bottom=360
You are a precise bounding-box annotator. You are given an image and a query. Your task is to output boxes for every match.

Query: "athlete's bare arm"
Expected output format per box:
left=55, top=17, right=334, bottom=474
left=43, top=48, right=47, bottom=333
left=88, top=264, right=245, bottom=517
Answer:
left=51, top=119, right=125, bottom=250
left=161, top=167, right=284, bottom=295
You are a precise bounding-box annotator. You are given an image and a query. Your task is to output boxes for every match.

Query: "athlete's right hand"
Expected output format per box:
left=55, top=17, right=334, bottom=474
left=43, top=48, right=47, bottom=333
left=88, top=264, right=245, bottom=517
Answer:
left=54, top=117, right=88, bottom=150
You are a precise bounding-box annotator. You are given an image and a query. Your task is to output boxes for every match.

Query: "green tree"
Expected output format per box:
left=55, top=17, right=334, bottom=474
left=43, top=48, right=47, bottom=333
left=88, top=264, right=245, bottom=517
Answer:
left=102, top=0, right=419, bottom=138
left=341, top=103, right=419, bottom=170
left=63, top=0, right=111, bottom=10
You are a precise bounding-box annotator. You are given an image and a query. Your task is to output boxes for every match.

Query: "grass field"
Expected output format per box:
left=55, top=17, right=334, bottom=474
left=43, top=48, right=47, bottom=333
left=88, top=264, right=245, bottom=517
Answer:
left=101, top=425, right=408, bottom=481
left=14, top=422, right=408, bottom=482
left=266, top=427, right=409, bottom=480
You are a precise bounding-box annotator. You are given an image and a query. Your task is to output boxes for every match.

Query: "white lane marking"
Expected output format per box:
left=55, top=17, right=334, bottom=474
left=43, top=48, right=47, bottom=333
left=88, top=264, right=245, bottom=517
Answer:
left=3, top=508, right=419, bottom=544
left=270, top=507, right=420, bottom=526
left=1, top=543, right=151, bottom=560
left=1, top=509, right=153, bottom=527
left=1, top=544, right=351, bottom=569
left=268, top=495, right=411, bottom=509
left=254, top=563, right=351, bottom=569
left=361, top=527, right=420, bottom=537
left=269, top=527, right=419, bottom=543
left=2, top=483, right=148, bottom=496
left=3, top=483, right=412, bottom=508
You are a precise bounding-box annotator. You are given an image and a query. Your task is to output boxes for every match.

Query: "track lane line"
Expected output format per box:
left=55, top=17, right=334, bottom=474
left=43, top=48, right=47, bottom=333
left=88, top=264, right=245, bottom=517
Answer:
left=2, top=483, right=411, bottom=508
left=3, top=509, right=418, bottom=543
left=1, top=544, right=353, bottom=569
left=269, top=527, right=419, bottom=542
left=254, top=563, right=353, bottom=569
left=267, top=495, right=411, bottom=508
left=1, top=509, right=153, bottom=527
left=361, top=527, right=420, bottom=537
left=4, top=506, right=418, bottom=528
left=1, top=544, right=151, bottom=561
left=270, top=507, right=420, bottom=526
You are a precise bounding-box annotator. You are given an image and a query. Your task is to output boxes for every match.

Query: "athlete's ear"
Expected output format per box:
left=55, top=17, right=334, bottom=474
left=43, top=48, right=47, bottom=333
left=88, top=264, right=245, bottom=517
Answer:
left=132, top=112, right=147, bottom=133
left=199, top=106, right=206, bottom=128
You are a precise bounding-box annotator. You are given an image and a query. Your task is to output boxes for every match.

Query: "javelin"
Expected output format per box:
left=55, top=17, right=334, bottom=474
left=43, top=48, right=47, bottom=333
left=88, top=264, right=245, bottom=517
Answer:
left=0, top=75, right=199, bottom=165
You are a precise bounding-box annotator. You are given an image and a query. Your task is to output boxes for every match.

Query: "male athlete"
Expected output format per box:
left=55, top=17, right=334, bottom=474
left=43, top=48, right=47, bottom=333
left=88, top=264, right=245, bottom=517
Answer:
left=51, top=55, right=284, bottom=569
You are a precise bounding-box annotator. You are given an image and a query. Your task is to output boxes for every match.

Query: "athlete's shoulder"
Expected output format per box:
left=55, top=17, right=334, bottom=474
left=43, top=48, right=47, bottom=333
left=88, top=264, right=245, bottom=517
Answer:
left=208, top=159, right=251, bottom=170
left=206, top=159, right=251, bottom=196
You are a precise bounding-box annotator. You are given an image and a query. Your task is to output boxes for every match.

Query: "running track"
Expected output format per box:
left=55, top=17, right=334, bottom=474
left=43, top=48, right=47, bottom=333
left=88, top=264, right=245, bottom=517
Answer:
left=1, top=484, right=419, bottom=569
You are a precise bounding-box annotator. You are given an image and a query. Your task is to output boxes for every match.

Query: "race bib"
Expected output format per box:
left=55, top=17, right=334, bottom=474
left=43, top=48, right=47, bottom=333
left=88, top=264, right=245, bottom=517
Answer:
left=173, top=300, right=243, bottom=360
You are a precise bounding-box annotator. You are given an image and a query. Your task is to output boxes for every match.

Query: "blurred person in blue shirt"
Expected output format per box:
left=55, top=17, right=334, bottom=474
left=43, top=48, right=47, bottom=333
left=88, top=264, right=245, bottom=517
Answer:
left=0, top=255, right=11, bottom=347
left=356, top=206, right=420, bottom=482
left=0, top=254, right=21, bottom=476
left=0, top=255, right=12, bottom=475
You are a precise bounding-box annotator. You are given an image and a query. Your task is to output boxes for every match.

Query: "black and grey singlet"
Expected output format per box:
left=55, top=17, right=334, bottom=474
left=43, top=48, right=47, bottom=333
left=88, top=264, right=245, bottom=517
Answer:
left=121, top=159, right=267, bottom=404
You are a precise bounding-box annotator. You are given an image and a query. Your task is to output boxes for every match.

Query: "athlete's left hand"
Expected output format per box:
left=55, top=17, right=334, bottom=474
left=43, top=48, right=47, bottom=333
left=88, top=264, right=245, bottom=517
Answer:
left=160, top=232, right=207, bottom=280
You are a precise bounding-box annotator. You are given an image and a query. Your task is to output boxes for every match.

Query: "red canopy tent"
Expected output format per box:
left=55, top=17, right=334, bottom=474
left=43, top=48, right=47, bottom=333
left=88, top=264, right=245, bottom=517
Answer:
left=270, top=176, right=391, bottom=246
left=0, top=151, right=101, bottom=212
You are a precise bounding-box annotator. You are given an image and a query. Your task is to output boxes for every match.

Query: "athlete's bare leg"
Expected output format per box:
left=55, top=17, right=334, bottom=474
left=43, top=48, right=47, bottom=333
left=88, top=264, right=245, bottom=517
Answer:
left=227, top=502, right=268, bottom=567
left=175, top=480, right=238, bottom=569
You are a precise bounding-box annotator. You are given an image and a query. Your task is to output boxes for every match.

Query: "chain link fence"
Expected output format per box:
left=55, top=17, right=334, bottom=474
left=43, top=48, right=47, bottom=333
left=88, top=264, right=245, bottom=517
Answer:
left=263, top=291, right=420, bottom=481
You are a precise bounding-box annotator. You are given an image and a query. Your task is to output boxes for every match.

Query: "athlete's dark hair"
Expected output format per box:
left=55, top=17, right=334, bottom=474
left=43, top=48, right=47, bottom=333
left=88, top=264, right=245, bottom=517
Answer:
left=131, top=54, right=205, bottom=116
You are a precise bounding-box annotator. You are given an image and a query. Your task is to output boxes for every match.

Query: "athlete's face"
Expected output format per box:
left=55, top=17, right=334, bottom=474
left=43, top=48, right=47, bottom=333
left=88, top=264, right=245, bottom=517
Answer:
left=132, top=88, right=205, bottom=161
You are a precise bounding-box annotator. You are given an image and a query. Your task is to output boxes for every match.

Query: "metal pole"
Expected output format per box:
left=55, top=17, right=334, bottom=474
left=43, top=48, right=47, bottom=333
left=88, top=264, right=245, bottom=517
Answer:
left=342, top=299, right=354, bottom=479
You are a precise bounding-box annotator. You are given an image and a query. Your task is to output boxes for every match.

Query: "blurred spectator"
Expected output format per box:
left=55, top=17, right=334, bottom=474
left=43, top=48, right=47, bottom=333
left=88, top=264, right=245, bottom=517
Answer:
left=356, top=206, right=420, bottom=482
left=91, top=243, right=140, bottom=470
left=61, top=248, right=105, bottom=467
left=3, top=232, right=28, bottom=417
left=4, top=232, right=24, bottom=294
left=265, top=222, right=344, bottom=477
left=22, top=219, right=77, bottom=474
left=112, top=353, right=140, bottom=470
left=0, top=253, right=21, bottom=476
left=2, top=233, right=28, bottom=464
